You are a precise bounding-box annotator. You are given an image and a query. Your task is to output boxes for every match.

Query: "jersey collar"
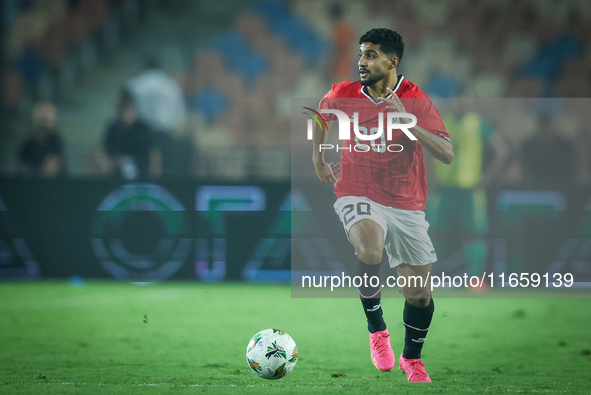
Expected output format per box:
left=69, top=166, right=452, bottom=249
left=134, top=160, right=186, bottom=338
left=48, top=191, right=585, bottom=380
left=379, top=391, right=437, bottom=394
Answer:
left=360, top=75, right=405, bottom=104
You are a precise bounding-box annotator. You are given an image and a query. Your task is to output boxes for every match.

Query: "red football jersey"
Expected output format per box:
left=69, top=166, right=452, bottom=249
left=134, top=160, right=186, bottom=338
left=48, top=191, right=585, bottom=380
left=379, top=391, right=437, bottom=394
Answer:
left=319, top=76, right=449, bottom=211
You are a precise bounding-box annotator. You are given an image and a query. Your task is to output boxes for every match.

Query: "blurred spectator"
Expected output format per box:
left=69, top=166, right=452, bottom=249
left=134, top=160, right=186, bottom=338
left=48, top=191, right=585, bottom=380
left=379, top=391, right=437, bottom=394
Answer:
left=430, top=105, right=508, bottom=277
left=127, top=56, right=186, bottom=134
left=327, top=2, right=356, bottom=82
left=127, top=56, right=190, bottom=178
left=520, top=114, right=577, bottom=187
left=18, top=102, right=66, bottom=178
left=94, top=89, right=162, bottom=181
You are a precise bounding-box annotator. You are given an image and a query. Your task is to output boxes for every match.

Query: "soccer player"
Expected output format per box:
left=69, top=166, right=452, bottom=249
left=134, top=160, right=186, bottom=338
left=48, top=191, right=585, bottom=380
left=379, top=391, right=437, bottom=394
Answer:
left=312, top=28, right=453, bottom=382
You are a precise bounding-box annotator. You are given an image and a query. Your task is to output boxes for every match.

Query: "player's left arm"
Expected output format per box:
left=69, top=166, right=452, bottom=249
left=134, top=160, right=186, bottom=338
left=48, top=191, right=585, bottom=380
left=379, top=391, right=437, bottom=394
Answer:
left=378, top=88, right=454, bottom=165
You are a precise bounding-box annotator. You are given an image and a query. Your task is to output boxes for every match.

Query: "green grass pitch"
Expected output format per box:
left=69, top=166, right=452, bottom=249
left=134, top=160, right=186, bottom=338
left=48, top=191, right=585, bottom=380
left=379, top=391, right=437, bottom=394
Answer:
left=1, top=281, right=590, bottom=394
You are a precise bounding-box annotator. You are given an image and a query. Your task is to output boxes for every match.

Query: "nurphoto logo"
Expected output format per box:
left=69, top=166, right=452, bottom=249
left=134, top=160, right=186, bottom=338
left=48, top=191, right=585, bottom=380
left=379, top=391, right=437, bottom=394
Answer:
left=303, top=107, right=418, bottom=153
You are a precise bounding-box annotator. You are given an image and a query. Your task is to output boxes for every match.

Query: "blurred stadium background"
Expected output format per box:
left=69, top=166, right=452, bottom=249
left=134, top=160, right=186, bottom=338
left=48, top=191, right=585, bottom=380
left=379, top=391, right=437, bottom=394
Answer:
left=1, top=1, right=591, bottom=393
left=0, top=0, right=590, bottom=284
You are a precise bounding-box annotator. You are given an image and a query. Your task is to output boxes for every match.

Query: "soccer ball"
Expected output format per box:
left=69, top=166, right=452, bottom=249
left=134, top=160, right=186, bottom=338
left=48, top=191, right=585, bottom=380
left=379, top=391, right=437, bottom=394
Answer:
left=246, top=328, right=298, bottom=380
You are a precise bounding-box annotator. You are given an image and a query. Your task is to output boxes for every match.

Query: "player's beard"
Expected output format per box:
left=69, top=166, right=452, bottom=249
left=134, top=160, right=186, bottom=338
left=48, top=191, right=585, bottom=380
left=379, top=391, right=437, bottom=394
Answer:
left=359, top=69, right=387, bottom=87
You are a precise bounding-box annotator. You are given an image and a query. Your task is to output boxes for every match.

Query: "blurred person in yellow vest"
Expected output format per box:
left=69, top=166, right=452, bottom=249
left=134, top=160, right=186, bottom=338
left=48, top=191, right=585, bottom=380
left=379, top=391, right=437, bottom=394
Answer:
left=429, top=106, right=508, bottom=278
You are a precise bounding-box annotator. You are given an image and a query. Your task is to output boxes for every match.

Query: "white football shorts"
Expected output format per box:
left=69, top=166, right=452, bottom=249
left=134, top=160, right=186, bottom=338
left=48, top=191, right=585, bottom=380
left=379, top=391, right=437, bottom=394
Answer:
left=333, top=196, right=437, bottom=268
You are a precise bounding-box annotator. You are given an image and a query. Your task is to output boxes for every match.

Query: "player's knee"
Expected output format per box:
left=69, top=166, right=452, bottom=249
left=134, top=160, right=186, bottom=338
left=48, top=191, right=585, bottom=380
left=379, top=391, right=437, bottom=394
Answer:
left=406, top=297, right=431, bottom=308
left=356, top=246, right=382, bottom=265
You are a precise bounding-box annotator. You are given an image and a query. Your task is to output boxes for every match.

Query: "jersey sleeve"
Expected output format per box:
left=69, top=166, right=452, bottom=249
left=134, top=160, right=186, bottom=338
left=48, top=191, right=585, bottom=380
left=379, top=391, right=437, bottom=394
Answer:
left=410, top=97, right=451, bottom=142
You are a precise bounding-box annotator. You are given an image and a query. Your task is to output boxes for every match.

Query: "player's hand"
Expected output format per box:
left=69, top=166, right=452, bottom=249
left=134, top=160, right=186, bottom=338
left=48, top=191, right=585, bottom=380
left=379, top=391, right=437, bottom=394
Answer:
left=314, top=161, right=340, bottom=185
left=377, top=88, right=407, bottom=114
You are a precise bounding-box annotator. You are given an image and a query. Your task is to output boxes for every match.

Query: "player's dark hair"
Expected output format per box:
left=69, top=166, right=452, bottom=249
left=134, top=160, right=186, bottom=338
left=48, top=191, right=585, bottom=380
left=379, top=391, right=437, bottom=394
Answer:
left=359, top=28, right=404, bottom=62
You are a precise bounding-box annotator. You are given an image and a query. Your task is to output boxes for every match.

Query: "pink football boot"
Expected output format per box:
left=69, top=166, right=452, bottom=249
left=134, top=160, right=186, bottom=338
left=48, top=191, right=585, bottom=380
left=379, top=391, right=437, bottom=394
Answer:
left=399, top=355, right=431, bottom=382
left=369, top=329, right=395, bottom=371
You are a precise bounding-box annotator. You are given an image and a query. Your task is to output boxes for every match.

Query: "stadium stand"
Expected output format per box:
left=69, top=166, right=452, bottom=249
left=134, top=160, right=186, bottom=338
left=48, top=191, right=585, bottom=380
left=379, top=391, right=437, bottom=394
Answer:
left=181, top=0, right=589, bottom=181
left=2, top=0, right=590, bottom=180
left=1, top=0, right=140, bottom=173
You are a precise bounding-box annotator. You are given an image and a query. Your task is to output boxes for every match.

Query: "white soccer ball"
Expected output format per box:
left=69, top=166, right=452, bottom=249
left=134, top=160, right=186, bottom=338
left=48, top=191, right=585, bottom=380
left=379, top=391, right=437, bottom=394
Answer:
left=246, top=328, right=298, bottom=380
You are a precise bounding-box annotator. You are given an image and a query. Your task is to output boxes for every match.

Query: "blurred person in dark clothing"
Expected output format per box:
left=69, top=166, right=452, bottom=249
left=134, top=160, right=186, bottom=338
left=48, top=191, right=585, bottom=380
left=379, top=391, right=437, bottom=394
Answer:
left=18, top=102, right=66, bottom=178
left=100, top=89, right=162, bottom=180
left=521, top=115, right=576, bottom=187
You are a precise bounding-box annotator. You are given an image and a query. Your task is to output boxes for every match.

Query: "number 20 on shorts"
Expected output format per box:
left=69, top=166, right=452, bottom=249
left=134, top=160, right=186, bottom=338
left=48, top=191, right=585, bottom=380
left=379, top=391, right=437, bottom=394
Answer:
left=342, top=202, right=372, bottom=226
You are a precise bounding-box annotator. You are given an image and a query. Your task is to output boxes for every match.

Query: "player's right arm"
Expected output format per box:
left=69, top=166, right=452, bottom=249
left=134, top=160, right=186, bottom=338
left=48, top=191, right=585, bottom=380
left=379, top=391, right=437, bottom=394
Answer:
left=312, top=119, right=339, bottom=184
